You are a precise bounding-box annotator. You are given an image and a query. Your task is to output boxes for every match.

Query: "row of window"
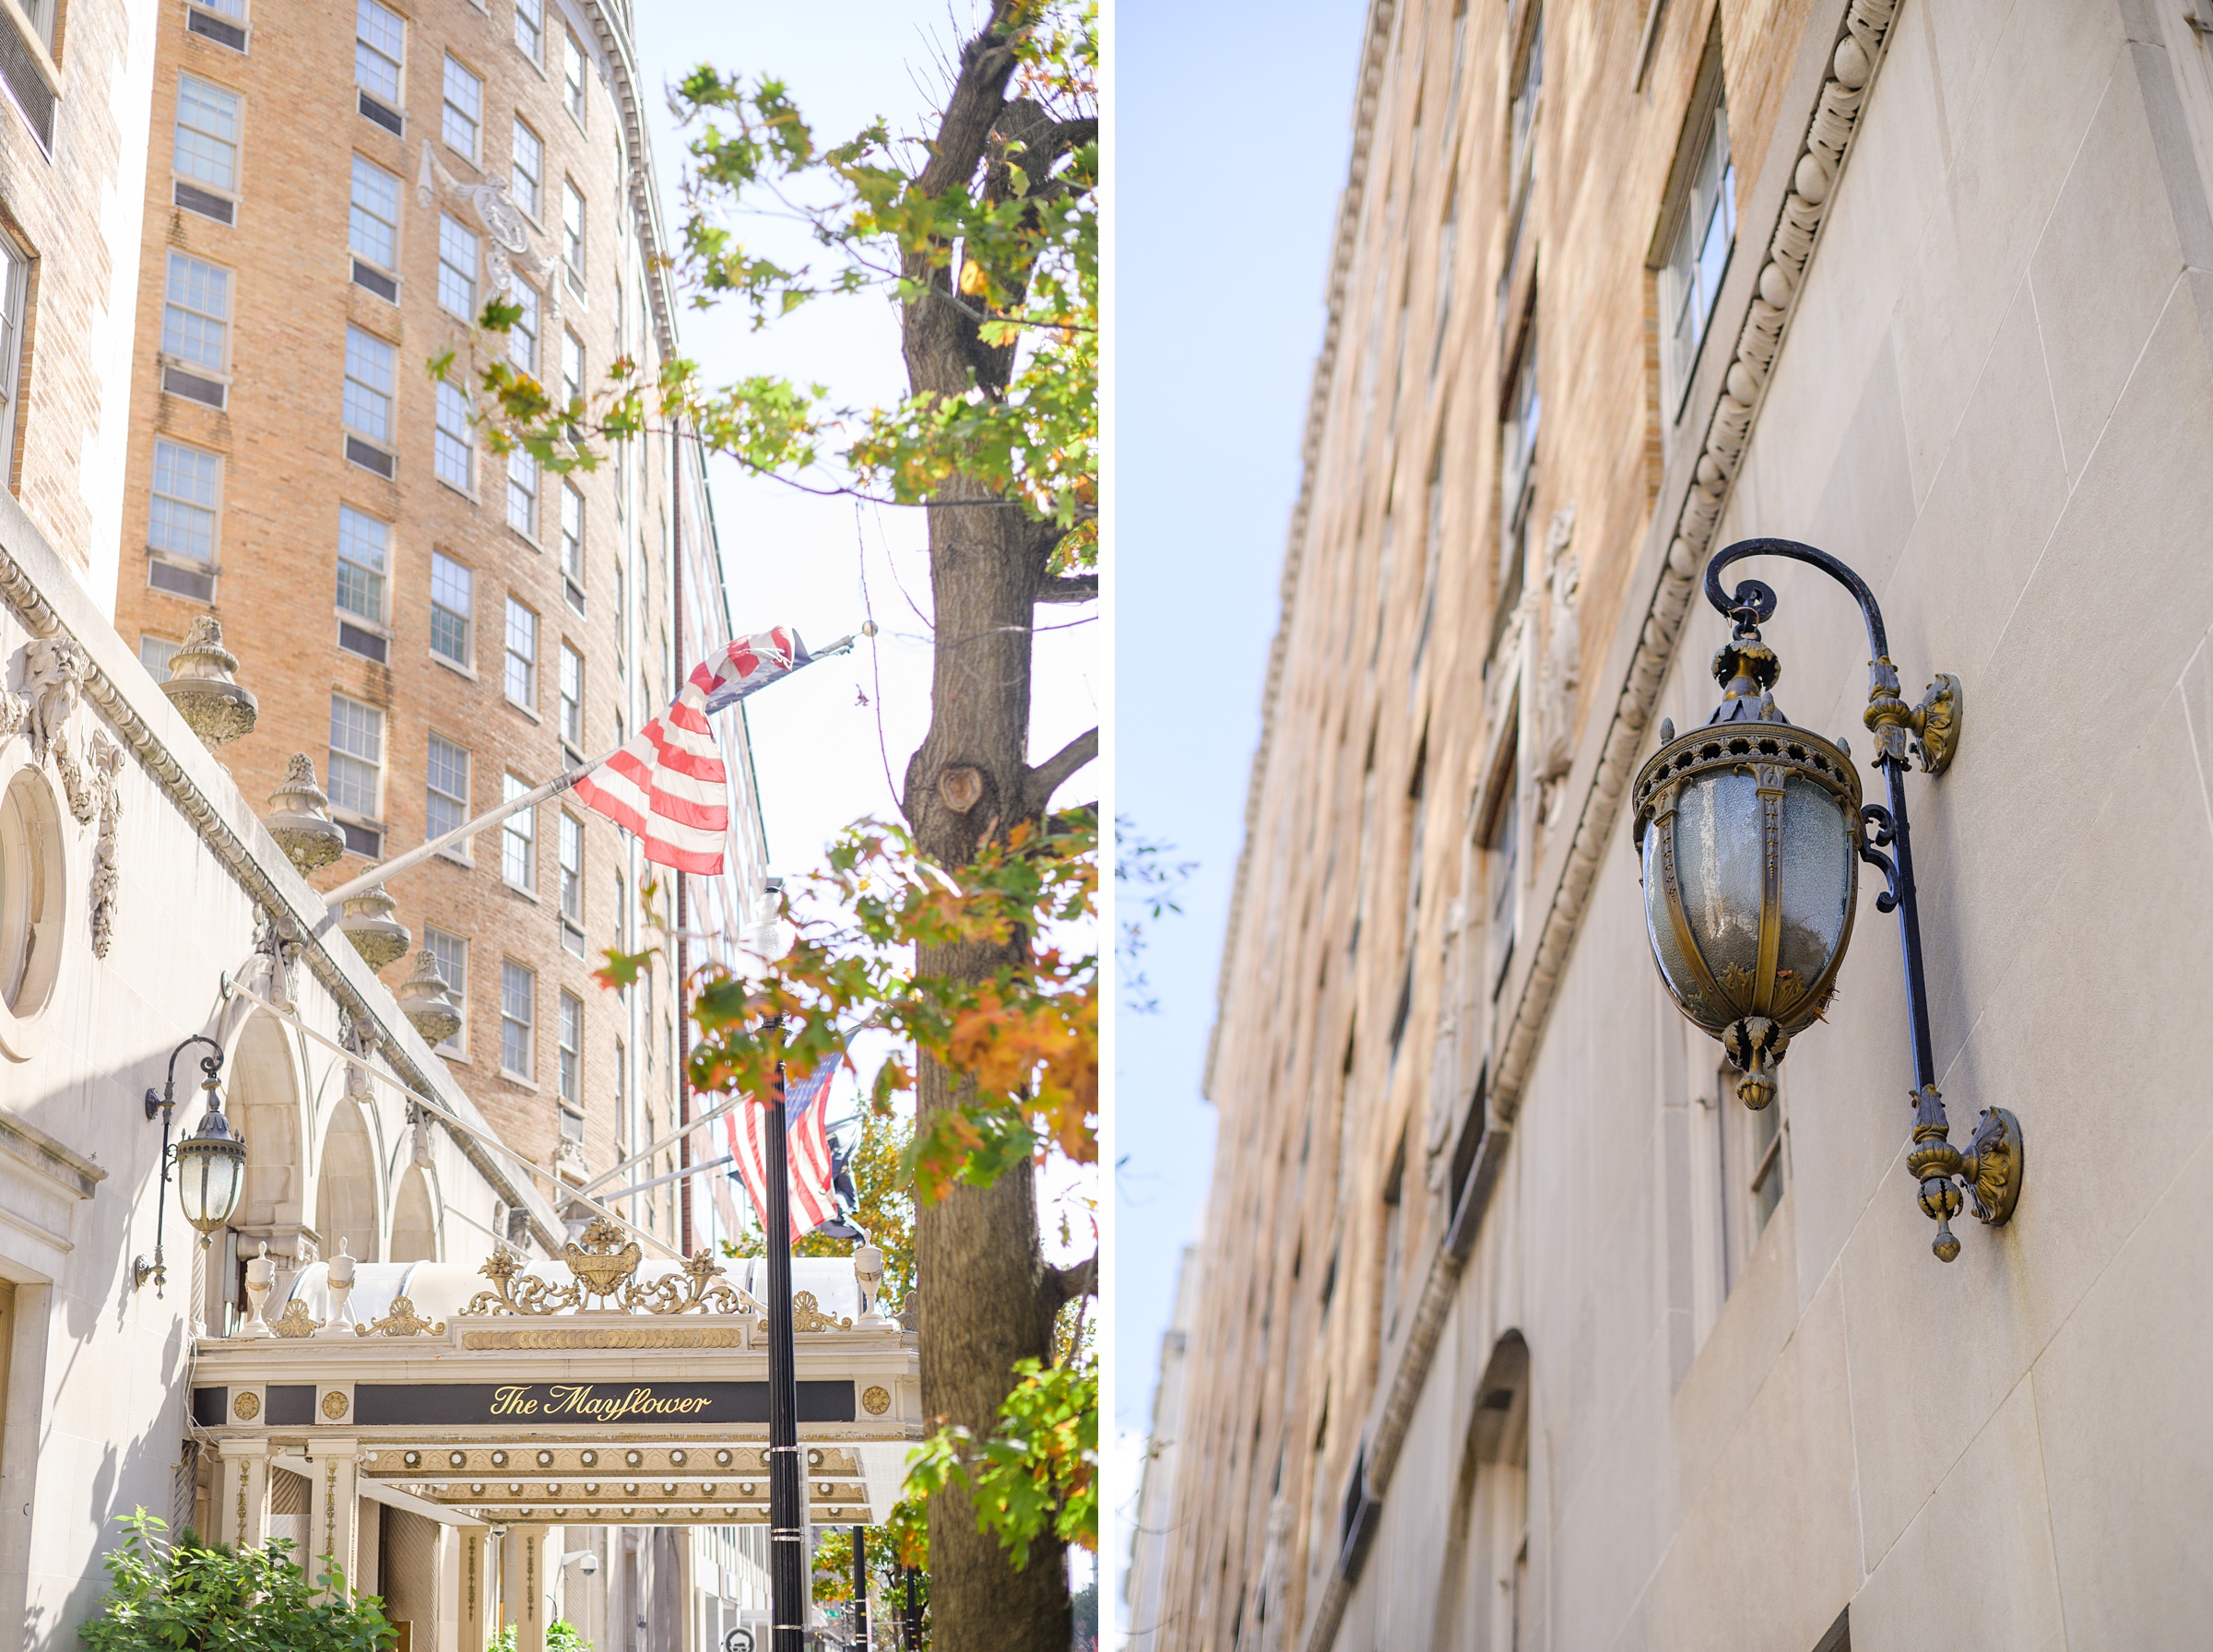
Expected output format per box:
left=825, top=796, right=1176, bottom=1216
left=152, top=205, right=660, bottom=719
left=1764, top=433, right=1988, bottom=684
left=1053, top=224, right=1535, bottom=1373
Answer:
left=421, top=919, right=585, bottom=1099
left=355, top=0, right=589, bottom=135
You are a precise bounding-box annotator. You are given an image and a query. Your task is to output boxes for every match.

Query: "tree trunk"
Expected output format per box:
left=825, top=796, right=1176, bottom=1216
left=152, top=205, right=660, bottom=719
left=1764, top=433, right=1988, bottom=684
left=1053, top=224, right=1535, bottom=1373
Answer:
left=895, top=10, right=1091, bottom=1646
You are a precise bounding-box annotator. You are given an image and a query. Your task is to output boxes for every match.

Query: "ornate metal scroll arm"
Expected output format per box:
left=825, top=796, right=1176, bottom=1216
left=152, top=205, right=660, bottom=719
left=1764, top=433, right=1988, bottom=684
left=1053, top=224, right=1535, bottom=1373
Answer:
left=465, top=1247, right=583, bottom=1316
left=618, top=1250, right=755, bottom=1316
left=1706, top=538, right=2014, bottom=1262
left=1857, top=805, right=1901, bottom=914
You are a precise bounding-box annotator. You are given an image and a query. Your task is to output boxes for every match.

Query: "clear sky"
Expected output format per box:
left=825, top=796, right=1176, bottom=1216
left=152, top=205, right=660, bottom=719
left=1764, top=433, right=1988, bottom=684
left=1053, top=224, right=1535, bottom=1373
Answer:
left=1112, top=0, right=1366, bottom=1622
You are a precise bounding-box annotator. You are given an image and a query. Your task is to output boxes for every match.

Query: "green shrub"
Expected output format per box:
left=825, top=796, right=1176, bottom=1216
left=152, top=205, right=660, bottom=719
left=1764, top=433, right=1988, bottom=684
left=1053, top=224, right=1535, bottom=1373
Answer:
left=80, top=1509, right=396, bottom=1652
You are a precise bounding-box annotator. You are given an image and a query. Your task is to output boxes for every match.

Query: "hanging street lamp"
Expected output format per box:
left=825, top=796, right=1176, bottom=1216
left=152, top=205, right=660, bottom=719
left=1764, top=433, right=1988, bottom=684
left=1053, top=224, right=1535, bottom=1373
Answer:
left=134, top=1033, right=249, bottom=1294
left=1630, top=537, right=2021, bottom=1262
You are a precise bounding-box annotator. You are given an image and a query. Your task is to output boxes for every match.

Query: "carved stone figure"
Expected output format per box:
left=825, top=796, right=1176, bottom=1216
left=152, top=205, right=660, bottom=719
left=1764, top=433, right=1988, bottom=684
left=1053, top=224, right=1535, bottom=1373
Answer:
left=89, top=731, right=124, bottom=956
left=21, top=635, right=82, bottom=765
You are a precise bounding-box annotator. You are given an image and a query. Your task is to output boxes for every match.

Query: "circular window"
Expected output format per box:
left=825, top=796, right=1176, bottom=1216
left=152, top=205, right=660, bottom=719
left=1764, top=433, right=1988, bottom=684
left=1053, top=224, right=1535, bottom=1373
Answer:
left=0, top=769, right=65, bottom=1029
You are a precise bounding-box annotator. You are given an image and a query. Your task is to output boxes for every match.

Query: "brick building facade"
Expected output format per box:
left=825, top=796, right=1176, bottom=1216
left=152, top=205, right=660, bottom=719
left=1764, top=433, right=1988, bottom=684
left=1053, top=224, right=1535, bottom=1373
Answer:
left=110, top=0, right=765, bottom=1261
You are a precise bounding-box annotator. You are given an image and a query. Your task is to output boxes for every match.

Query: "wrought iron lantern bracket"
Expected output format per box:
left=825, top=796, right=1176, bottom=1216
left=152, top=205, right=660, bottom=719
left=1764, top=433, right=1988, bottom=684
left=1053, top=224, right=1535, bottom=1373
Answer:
left=1636, top=537, right=2020, bottom=1263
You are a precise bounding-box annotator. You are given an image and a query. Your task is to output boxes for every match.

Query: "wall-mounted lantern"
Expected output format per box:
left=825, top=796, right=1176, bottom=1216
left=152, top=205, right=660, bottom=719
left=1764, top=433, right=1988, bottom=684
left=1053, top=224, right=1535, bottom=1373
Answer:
left=134, top=1033, right=249, bottom=1294
left=1631, top=538, right=2020, bottom=1262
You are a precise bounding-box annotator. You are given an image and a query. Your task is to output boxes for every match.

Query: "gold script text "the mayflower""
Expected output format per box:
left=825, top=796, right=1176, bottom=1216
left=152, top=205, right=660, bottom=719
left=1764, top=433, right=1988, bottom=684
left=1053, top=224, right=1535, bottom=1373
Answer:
left=488, top=1384, right=716, bottom=1420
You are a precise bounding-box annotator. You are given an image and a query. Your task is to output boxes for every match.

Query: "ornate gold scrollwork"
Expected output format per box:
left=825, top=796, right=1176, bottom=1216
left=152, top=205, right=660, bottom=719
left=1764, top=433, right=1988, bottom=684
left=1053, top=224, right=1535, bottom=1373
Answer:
left=358, top=1296, right=446, bottom=1338
left=466, top=1221, right=763, bottom=1317
left=563, top=1217, right=643, bottom=1298
left=789, top=1292, right=852, bottom=1333
left=272, top=1300, right=323, bottom=1339
left=466, top=1248, right=584, bottom=1316
left=1911, top=672, right=1961, bottom=774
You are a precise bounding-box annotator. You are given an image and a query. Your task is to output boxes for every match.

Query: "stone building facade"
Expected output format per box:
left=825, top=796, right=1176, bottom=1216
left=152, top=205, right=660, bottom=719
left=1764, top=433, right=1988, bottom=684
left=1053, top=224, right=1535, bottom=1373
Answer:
left=1152, top=1, right=2213, bottom=1648
left=108, top=0, right=767, bottom=1262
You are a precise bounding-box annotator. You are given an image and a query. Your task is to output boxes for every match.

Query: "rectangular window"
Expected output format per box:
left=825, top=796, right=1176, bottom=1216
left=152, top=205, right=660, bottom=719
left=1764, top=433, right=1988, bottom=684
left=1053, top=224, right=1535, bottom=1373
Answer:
left=503, top=596, right=538, bottom=705
left=509, top=280, right=539, bottom=375
left=559, top=811, right=584, bottom=949
left=162, top=252, right=230, bottom=373
left=355, top=0, right=404, bottom=105
left=174, top=77, right=241, bottom=200
left=515, top=0, right=544, bottom=60
left=442, top=54, right=481, bottom=161
left=562, top=30, right=586, bottom=123
left=148, top=441, right=221, bottom=565
left=349, top=154, right=400, bottom=272
left=426, top=731, right=470, bottom=843
left=328, top=693, right=384, bottom=821
left=437, top=213, right=478, bottom=319
left=501, top=958, right=535, bottom=1079
left=507, top=449, right=538, bottom=537
left=560, top=480, right=585, bottom=599
left=430, top=549, right=473, bottom=665
left=139, top=636, right=180, bottom=681
left=512, top=118, right=543, bottom=219
left=434, top=379, right=473, bottom=490
left=185, top=3, right=247, bottom=53
left=425, top=926, right=467, bottom=1054
left=558, top=989, right=583, bottom=1106
left=558, top=642, right=583, bottom=749
left=611, top=555, right=625, bottom=678
left=1498, top=323, right=1539, bottom=620
left=501, top=773, right=536, bottom=889
left=0, top=235, right=26, bottom=471
left=1488, top=756, right=1520, bottom=999
left=335, top=504, right=388, bottom=624
left=342, top=325, right=396, bottom=444
left=562, top=181, right=584, bottom=280
left=1663, top=96, right=1735, bottom=413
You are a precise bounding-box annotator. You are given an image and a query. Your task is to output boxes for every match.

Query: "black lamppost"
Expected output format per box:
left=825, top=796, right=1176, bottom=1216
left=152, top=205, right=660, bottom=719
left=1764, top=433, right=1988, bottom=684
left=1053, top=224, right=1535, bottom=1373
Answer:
left=850, top=1527, right=868, bottom=1649
left=1631, top=538, right=2022, bottom=1261
left=763, top=1049, right=806, bottom=1652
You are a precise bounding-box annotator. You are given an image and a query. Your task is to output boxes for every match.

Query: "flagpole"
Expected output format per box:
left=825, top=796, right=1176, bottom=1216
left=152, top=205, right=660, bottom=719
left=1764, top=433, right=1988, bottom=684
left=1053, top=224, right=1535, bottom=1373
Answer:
left=765, top=1041, right=808, bottom=1652
left=315, top=742, right=626, bottom=913
left=310, top=634, right=858, bottom=915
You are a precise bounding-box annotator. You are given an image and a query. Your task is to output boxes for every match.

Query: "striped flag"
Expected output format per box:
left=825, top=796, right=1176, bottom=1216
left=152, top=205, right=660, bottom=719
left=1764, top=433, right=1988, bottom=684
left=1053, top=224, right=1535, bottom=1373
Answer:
left=725, top=1065, right=842, bottom=1241
left=571, top=628, right=809, bottom=874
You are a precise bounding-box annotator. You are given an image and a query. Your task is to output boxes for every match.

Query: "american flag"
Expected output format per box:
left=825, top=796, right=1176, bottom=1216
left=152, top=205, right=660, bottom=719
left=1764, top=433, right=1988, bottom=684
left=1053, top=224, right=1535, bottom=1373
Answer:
left=725, top=1064, right=842, bottom=1241
left=571, top=628, right=809, bottom=875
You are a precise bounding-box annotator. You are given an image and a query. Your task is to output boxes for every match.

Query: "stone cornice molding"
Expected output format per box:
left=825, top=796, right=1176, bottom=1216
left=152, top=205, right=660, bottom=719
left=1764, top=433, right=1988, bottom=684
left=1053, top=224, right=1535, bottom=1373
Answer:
left=1205, top=0, right=1399, bottom=1100
left=1490, top=0, right=1899, bottom=1123
left=0, top=509, right=562, bottom=1253
left=572, top=0, right=680, bottom=367
left=1290, top=4, right=1902, bottom=1649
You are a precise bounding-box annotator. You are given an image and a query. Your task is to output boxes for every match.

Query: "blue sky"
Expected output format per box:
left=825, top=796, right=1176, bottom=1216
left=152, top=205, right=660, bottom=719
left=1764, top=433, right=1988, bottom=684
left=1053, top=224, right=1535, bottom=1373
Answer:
left=1112, top=0, right=1365, bottom=1610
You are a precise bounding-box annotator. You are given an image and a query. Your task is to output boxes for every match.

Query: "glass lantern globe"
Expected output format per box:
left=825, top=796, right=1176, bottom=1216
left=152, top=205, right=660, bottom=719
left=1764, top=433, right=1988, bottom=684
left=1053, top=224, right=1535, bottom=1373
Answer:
left=173, top=1094, right=247, bottom=1244
left=1631, top=635, right=1863, bottom=1108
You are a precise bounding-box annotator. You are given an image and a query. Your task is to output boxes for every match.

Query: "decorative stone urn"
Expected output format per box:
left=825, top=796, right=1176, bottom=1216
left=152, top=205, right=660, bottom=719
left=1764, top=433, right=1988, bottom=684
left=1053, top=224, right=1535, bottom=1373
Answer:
left=337, top=884, right=410, bottom=970
left=396, top=949, right=463, bottom=1046
left=160, top=616, right=258, bottom=748
left=264, top=754, right=346, bottom=873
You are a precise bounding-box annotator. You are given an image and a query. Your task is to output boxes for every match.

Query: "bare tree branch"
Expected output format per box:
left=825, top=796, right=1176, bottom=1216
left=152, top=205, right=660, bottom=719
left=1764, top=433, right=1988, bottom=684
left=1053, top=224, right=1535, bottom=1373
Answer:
left=1024, top=726, right=1099, bottom=815
left=1036, top=574, right=1097, bottom=605
left=1048, top=1253, right=1097, bottom=1307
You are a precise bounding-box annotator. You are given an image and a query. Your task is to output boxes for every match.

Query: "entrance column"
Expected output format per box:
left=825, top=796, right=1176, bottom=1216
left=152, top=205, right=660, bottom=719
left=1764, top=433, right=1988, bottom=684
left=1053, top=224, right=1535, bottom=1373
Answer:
left=214, top=1440, right=268, bottom=1549
left=502, top=1524, right=548, bottom=1652
left=303, top=1437, right=360, bottom=1599
left=457, top=1526, right=489, bottom=1652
